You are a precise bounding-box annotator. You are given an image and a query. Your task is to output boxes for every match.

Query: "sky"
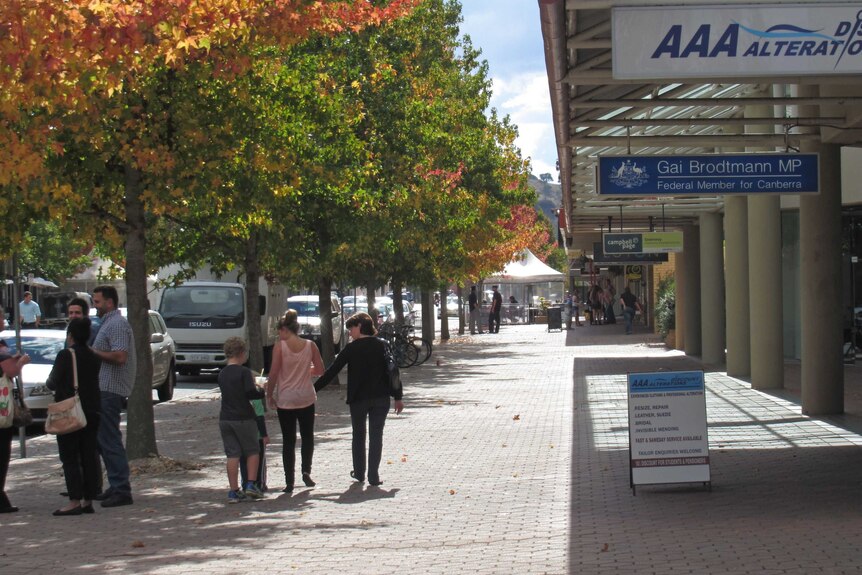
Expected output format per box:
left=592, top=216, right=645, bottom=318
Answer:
left=459, top=0, right=556, bottom=179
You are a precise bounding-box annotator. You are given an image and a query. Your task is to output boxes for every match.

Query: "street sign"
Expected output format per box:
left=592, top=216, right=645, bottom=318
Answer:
left=628, top=371, right=710, bottom=493
left=598, top=153, right=819, bottom=196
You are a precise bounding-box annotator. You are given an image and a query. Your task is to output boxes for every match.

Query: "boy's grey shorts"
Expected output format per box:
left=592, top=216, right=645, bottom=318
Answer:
left=219, top=420, right=261, bottom=458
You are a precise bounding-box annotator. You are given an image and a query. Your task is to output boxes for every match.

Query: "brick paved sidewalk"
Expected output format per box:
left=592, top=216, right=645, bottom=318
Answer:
left=3, top=322, right=862, bottom=574
left=2, top=325, right=574, bottom=574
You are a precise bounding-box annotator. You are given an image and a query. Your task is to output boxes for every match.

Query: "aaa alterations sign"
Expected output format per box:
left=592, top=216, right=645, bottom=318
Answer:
left=613, top=4, right=862, bottom=79
left=627, top=371, right=711, bottom=493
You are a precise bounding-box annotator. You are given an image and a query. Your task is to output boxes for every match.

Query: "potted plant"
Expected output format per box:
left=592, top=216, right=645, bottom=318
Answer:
left=654, top=274, right=676, bottom=348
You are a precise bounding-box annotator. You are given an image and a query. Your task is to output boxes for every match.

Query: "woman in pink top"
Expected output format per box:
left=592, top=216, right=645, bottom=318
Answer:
left=265, top=310, right=325, bottom=493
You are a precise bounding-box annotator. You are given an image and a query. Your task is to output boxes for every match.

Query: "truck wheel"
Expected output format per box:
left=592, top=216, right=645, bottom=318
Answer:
left=157, top=364, right=176, bottom=402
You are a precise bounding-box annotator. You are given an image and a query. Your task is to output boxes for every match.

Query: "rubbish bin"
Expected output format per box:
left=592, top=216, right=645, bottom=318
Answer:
left=547, top=305, right=563, bottom=332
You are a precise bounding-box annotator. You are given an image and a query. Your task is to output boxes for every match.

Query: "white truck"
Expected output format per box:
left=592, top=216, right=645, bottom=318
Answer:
left=156, top=271, right=287, bottom=375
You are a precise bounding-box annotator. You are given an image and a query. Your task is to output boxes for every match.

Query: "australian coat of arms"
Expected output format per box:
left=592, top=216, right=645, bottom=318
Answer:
left=608, top=160, right=649, bottom=189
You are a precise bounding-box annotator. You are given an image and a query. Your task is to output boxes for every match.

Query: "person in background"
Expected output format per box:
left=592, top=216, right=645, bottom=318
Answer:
left=488, top=286, right=503, bottom=334
left=468, top=286, right=483, bottom=335
left=0, top=343, right=29, bottom=513
left=19, top=291, right=41, bottom=328
left=314, top=313, right=403, bottom=487
left=46, top=318, right=102, bottom=516
left=266, top=311, right=325, bottom=493
left=619, top=286, right=643, bottom=335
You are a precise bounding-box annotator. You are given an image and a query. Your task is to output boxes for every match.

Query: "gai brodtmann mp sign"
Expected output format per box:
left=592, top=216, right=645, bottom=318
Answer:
left=598, top=153, right=819, bottom=197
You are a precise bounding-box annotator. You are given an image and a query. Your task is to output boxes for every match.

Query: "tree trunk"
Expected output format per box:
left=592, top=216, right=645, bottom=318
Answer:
left=317, top=275, right=335, bottom=365
left=391, top=277, right=404, bottom=326
left=367, top=287, right=377, bottom=326
left=124, top=165, right=158, bottom=460
left=421, top=289, right=434, bottom=342
left=440, top=282, right=450, bottom=340
left=244, top=233, right=264, bottom=373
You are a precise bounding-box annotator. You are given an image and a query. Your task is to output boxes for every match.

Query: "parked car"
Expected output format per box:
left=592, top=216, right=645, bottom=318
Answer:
left=0, top=329, right=65, bottom=421
left=375, top=296, right=416, bottom=326
left=386, top=290, right=415, bottom=303
left=90, top=308, right=177, bottom=402
left=437, top=294, right=461, bottom=319
left=287, top=295, right=345, bottom=351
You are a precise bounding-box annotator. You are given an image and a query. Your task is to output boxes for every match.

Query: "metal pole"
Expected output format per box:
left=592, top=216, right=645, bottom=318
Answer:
left=12, top=253, right=26, bottom=457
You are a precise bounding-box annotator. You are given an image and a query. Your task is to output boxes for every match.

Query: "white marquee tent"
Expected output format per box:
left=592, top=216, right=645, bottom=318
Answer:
left=487, top=250, right=566, bottom=313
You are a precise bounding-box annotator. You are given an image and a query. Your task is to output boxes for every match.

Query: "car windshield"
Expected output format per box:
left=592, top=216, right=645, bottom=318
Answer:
left=1, top=336, right=64, bottom=365
left=288, top=301, right=319, bottom=315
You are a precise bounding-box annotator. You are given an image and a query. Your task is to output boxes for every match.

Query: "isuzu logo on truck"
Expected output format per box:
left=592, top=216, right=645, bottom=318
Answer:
left=189, top=321, right=212, bottom=328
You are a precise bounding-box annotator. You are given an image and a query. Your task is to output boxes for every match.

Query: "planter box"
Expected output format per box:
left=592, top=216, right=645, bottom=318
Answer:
left=665, top=329, right=676, bottom=349
left=533, top=315, right=548, bottom=324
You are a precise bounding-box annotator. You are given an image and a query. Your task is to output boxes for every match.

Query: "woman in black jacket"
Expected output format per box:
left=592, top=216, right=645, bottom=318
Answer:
left=315, top=312, right=403, bottom=486
left=47, top=318, right=102, bottom=516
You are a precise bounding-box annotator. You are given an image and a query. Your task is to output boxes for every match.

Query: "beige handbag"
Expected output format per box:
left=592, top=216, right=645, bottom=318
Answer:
left=45, top=348, right=87, bottom=435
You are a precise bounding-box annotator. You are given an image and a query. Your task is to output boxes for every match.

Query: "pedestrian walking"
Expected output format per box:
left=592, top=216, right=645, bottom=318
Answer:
left=619, top=286, right=642, bottom=335
left=218, top=337, right=265, bottom=503
left=266, top=310, right=324, bottom=493
left=18, top=291, right=40, bottom=328
left=314, top=312, right=404, bottom=486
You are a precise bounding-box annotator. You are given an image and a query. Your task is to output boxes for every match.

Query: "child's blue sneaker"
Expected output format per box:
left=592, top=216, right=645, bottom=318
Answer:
left=227, top=489, right=246, bottom=504
left=244, top=482, right=264, bottom=500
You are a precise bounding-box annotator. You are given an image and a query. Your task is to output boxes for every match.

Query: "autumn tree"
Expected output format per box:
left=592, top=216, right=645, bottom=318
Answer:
left=0, top=0, right=417, bottom=459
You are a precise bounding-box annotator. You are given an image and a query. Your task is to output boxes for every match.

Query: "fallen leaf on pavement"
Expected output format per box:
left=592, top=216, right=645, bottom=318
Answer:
left=512, top=414, right=520, bottom=421
left=449, top=489, right=456, bottom=495
left=601, top=543, right=609, bottom=552
left=131, top=541, right=145, bottom=548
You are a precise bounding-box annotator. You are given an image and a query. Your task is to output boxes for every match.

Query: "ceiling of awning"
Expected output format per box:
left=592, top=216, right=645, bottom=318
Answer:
left=538, top=0, right=862, bottom=242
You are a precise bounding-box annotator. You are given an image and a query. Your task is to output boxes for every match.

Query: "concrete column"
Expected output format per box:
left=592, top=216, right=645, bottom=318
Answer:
left=748, top=195, right=783, bottom=389
left=683, top=225, right=701, bottom=356
left=799, top=84, right=844, bottom=414
left=747, top=96, right=783, bottom=390
left=725, top=197, right=750, bottom=376
left=700, top=212, right=725, bottom=365
left=675, top=244, right=686, bottom=351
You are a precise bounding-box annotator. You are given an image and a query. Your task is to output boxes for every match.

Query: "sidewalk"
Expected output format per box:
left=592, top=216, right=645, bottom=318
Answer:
left=3, top=322, right=862, bottom=574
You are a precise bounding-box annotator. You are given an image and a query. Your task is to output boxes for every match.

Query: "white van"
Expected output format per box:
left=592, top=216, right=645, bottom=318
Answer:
left=157, top=279, right=286, bottom=375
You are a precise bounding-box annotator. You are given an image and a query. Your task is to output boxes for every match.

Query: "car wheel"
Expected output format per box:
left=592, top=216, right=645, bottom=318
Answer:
left=157, top=363, right=176, bottom=402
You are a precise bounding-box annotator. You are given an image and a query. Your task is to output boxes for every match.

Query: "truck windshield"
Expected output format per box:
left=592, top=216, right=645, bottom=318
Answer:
left=159, top=286, right=245, bottom=329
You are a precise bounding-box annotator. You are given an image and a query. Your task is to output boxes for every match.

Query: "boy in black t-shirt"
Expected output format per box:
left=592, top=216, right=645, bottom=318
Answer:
left=218, top=337, right=266, bottom=503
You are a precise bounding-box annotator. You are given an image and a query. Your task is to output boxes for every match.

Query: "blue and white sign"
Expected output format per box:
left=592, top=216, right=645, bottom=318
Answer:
left=613, top=4, right=862, bottom=78
left=628, top=371, right=710, bottom=490
left=598, top=153, right=819, bottom=196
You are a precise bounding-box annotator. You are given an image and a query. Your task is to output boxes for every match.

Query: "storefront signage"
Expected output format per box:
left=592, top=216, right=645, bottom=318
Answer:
left=598, top=153, right=819, bottom=196
left=613, top=4, right=862, bottom=79
left=604, top=232, right=684, bottom=254
left=628, top=371, right=710, bottom=493
left=593, top=242, right=668, bottom=265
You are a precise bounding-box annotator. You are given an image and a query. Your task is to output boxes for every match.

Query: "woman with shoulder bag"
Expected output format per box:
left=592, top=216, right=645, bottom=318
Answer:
left=265, top=310, right=325, bottom=493
left=46, top=318, right=102, bottom=516
left=0, top=337, right=30, bottom=514
left=314, top=312, right=404, bottom=487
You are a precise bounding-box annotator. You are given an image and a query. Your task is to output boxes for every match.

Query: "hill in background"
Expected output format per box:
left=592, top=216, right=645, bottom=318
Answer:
left=528, top=174, right=561, bottom=225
